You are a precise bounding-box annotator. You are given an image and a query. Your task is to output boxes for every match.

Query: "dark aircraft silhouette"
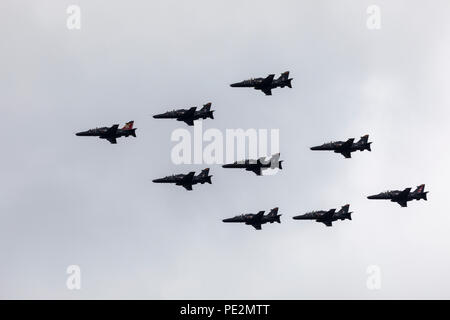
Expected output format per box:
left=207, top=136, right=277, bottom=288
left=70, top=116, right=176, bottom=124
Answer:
left=230, top=71, right=293, bottom=96
left=222, top=153, right=283, bottom=176
left=310, top=135, right=372, bottom=158
left=293, top=204, right=353, bottom=227
left=152, top=168, right=212, bottom=191
left=367, top=184, right=428, bottom=207
left=76, top=121, right=136, bottom=144
left=153, top=103, right=214, bottom=126
left=222, top=207, right=281, bottom=230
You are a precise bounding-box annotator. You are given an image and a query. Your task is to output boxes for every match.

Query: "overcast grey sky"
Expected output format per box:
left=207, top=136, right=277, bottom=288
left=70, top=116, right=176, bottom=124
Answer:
left=1, top=0, right=450, bottom=299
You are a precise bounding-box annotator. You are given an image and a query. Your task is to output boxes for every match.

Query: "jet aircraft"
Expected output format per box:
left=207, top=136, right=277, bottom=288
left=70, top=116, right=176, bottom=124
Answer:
left=367, top=184, right=428, bottom=207
left=152, top=168, right=212, bottom=191
left=292, top=204, right=353, bottom=227
left=230, top=71, right=293, bottom=96
left=310, top=135, right=372, bottom=158
left=222, top=153, right=283, bottom=176
left=153, top=103, right=214, bottom=126
left=75, top=121, right=136, bottom=144
left=222, top=207, right=282, bottom=230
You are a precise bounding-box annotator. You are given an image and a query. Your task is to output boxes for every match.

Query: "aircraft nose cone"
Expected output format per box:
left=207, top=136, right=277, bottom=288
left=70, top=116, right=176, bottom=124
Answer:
left=367, top=194, right=378, bottom=199
left=310, top=146, right=320, bottom=150
left=222, top=218, right=235, bottom=223
left=152, top=178, right=163, bottom=183
left=153, top=114, right=164, bottom=119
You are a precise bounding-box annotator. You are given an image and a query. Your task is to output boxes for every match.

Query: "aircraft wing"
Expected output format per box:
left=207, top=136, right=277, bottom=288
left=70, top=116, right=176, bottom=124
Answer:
left=260, top=74, right=275, bottom=87
left=182, top=184, right=193, bottom=191
left=249, top=167, right=262, bottom=176
left=180, top=107, right=197, bottom=125
left=397, top=200, right=408, bottom=207
left=105, top=124, right=119, bottom=136
left=183, top=171, right=195, bottom=182
left=262, top=88, right=272, bottom=96
left=323, top=209, right=336, bottom=220
left=252, top=224, right=262, bottom=230
left=184, top=107, right=197, bottom=117
left=251, top=211, right=265, bottom=230
left=322, top=221, right=333, bottom=227
left=341, top=138, right=355, bottom=150
left=341, top=151, right=352, bottom=158
left=398, top=188, right=412, bottom=199
left=106, top=137, right=117, bottom=144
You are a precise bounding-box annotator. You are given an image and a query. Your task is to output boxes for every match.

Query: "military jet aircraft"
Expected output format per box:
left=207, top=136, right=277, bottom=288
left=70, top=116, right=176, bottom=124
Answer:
left=222, top=153, right=283, bottom=176
left=153, top=103, right=214, bottom=126
left=222, top=207, right=281, bottom=230
left=310, top=135, right=372, bottom=158
left=230, top=71, right=293, bottom=96
left=292, top=204, right=353, bottom=227
left=152, top=168, right=212, bottom=191
left=76, top=121, right=136, bottom=144
left=367, top=184, right=428, bottom=207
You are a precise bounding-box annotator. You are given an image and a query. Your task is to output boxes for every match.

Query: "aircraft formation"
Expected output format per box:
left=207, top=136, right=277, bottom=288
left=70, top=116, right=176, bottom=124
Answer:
left=75, top=71, right=428, bottom=230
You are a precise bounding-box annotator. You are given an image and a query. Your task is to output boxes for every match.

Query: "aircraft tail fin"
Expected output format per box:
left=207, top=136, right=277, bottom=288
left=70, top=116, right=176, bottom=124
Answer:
left=268, top=207, right=279, bottom=216
left=270, top=153, right=281, bottom=168
left=414, top=184, right=428, bottom=200
left=122, top=121, right=134, bottom=130
left=200, top=102, right=212, bottom=112
left=198, top=168, right=209, bottom=177
left=358, top=134, right=369, bottom=144
left=198, top=168, right=212, bottom=184
left=279, top=71, right=290, bottom=80
left=268, top=208, right=281, bottom=223
left=414, top=184, right=425, bottom=193
left=357, top=135, right=371, bottom=151
left=338, top=204, right=350, bottom=214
